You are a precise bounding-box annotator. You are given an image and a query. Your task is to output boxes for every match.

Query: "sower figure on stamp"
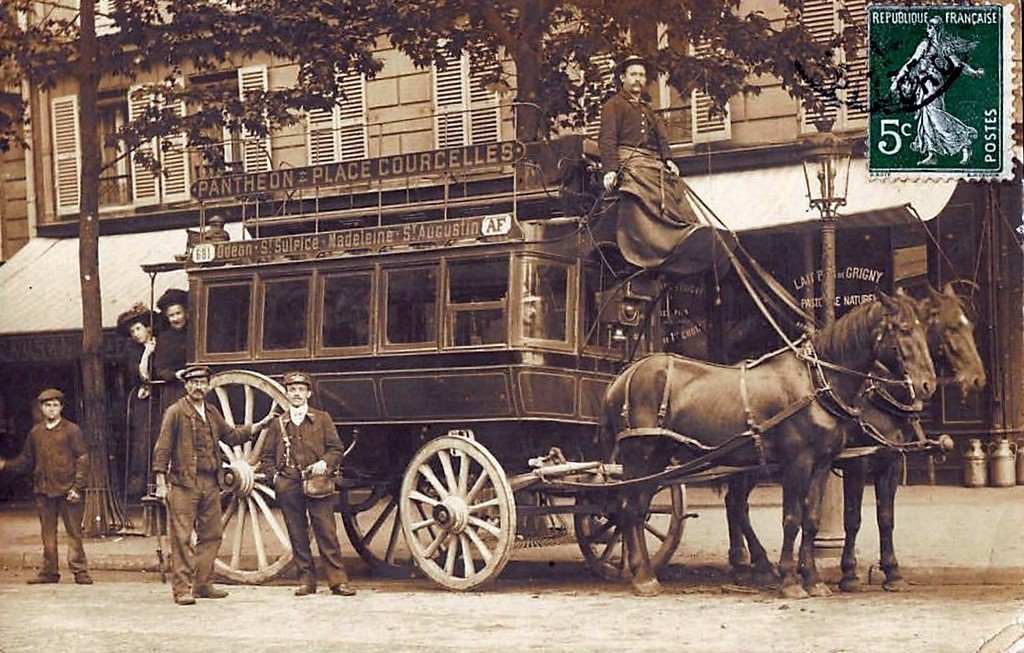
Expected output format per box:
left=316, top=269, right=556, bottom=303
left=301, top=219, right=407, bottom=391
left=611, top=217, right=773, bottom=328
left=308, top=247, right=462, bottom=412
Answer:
left=153, top=365, right=276, bottom=605
left=889, top=15, right=984, bottom=166
left=0, top=389, right=92, bottom=585
left=259, top=371, right=356, bottom=597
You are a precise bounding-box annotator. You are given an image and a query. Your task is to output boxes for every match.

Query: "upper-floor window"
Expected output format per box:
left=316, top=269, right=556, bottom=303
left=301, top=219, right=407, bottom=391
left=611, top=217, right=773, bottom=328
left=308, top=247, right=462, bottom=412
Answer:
left=656, top=27, right=731, bottom=146
left=234, top=66, right=273, bottom=172
left=308, top=72, right=368, bottom=165
left=97, top=94, right=132, bottom=208
left=799, top=0, right=868, bottom=132
left=127, top=85, right=191, bottom=208
left=433, top=52, right=500, bottom=148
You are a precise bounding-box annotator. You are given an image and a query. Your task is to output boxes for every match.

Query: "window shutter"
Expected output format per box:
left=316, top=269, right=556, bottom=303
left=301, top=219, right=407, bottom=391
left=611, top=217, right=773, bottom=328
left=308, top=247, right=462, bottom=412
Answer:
left=160, top=97, right=190, bottom=202
left=95, top=0, right=117, bottom=35
left=434, top=53, right=467, bottom=148
left=237, top=66, right=272, bottom=172
left=584, top=55, right=616, bottom=140
left=690, top=41, right=731, bottom=143
left=800, top=0, right=840, bottom=132
left=843, top=0, right=869, bottom=123
left=51, top=95, right=81, bottom=216
left=467, top=62, right=499, bottom=144
left=307, top=106, right=336, bottom=165
left=337, top=72, right=367, bottom=161
left=127, top=86, right=159, bottom=206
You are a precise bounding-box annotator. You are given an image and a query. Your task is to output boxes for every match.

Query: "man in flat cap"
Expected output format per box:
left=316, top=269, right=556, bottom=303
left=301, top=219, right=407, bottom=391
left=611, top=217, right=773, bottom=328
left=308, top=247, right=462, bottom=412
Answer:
left=0, top=389, right=92, bottom=585
left=153, top=365, right=277, bottom=605
left=260, top=371, right=355, bottom=597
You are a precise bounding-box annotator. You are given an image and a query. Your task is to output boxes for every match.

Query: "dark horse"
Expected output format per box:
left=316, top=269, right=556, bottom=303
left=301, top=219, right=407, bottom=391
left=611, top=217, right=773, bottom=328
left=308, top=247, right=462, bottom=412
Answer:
left=836, top=284, right=986, bottom=592
left=599, top=293, right=936, bottom=598
left=722, top=285, right=985, bottom=593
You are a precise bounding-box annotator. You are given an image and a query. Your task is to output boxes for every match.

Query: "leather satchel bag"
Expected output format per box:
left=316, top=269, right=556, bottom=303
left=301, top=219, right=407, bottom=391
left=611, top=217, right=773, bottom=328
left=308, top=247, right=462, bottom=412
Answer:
left=301, top=470, right=337, bottom=499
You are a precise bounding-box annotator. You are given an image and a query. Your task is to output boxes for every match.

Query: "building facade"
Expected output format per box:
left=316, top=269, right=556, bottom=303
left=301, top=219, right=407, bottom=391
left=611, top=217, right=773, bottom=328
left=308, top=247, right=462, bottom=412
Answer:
left=0, top=0, right=1020, bottom=499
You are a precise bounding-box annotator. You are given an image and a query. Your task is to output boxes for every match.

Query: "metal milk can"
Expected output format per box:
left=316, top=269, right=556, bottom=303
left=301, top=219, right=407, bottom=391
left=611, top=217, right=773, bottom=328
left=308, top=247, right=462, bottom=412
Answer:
left=988, top=438, right=1017, bottom=487
left=1016, top=439, right=1024, bottom=485
left=963, top=438, right=987, bottom=487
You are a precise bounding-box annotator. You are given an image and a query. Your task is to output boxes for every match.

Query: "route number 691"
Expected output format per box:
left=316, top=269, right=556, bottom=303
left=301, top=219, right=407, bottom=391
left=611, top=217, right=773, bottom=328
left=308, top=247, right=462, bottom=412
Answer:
left=876, top=119, right=913, bottom=155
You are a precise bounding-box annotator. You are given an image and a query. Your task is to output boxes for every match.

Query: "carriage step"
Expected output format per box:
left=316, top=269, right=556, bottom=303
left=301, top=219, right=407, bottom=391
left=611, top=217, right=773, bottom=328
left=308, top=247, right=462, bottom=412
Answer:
left=513, top=532, right=576, bottom=549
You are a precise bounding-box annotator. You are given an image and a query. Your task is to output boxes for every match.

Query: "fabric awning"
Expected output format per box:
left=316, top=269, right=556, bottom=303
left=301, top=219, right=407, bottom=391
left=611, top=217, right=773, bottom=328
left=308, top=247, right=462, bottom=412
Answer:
left=0, top=227, right=195, bottom=335
left=686, top=160, right=959, bottom=232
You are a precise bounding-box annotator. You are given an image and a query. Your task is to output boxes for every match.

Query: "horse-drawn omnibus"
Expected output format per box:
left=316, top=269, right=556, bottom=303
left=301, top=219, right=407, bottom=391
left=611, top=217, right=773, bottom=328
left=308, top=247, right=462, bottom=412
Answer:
left=147, top=140, right=697, bottom=590
left=141, top=136, right=959, bottom=595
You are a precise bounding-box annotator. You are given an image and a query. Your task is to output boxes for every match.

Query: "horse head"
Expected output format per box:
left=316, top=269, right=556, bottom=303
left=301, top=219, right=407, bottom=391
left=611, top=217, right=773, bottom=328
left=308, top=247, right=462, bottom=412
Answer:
left=875, top=291, right=937, bottom=402
left=922, top=283, right=986, bottom=394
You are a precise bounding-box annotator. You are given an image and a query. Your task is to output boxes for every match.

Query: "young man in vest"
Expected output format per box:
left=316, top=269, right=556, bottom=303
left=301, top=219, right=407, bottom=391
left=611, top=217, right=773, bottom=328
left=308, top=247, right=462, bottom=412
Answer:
left=153, top=365, right=276, bottom=605
left=260, top=371, right=356, bottom=597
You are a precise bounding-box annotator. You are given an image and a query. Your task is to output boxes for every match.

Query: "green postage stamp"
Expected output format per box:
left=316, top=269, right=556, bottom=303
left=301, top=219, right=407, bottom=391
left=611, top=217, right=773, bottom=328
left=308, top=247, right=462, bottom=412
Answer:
left=867, top=3, right=1016, bottom=179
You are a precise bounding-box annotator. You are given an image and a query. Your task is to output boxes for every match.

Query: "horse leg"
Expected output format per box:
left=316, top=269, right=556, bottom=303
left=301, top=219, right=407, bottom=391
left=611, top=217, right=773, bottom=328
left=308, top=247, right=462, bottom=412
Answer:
left=838, top=460, right=867, bottom=592
left=725, top=475, right=751, bottom=577
left=728, top=473, right=776, bottom=585
left=621, top=485, right=660, bottom=596
left=777, top=462, right=810, bottom=599
left=797, top=463, right=834, bottom=598
left=876, top=456, right=909, bottom=592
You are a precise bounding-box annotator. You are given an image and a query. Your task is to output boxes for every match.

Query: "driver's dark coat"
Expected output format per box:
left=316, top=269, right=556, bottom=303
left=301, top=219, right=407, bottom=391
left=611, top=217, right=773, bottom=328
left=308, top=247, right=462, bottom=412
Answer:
left=152, top=397, right=253, bottom=488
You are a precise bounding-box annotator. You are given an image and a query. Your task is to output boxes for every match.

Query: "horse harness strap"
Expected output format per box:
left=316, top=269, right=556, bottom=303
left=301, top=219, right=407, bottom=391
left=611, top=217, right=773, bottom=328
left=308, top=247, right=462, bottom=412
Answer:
left=619, top=355, right=675, bottom=431
left=739, top=362, right=816, bottom=467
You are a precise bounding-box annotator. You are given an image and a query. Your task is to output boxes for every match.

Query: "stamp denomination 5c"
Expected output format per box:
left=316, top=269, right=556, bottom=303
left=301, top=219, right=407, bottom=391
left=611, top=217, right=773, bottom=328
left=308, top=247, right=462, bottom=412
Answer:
left=867, top=4, right=1016, bottom=180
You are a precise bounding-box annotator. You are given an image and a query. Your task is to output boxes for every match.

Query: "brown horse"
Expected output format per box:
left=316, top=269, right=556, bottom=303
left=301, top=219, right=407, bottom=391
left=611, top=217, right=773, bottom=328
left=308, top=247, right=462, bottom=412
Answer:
left=600, top=292, right=936, bottom=598
left=837, top=283, right=986, bottom=592
left=723, top=285, right=985, bottom=592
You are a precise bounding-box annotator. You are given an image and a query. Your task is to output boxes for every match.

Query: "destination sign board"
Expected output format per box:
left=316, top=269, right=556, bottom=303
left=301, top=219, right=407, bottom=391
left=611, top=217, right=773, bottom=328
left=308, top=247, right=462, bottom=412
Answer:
left=189, top=214, right=517, bottom=266
left=191, top=141, right=525, bottom=200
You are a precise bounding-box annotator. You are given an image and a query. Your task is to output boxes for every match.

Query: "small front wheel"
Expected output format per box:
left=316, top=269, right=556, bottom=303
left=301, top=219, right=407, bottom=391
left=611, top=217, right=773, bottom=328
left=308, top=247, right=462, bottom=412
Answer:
left=399, top=435, right=516, bottom=590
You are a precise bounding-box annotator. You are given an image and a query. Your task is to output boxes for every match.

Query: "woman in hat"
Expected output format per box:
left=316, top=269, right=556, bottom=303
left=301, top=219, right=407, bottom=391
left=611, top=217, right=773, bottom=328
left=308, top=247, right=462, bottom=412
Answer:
left=116, top=302, right=159, bottom=497
left=116, top=302, right=157, bottom=401
left=153, top=288, right=189, bottom=411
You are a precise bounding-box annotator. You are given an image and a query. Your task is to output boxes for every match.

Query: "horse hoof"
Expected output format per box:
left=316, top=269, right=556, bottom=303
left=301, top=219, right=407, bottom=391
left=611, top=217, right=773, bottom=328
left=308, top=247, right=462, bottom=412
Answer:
left=631, top=578, right=662, bottom=597
left=838, top=577, right=863, bottom=593
left=883, top=578, right=910, bottom=592
left=752, top=568, right=779, bottom=587
left=805, top=582, right=832, bottom=598
left=780, top=583, right=809, bottom=600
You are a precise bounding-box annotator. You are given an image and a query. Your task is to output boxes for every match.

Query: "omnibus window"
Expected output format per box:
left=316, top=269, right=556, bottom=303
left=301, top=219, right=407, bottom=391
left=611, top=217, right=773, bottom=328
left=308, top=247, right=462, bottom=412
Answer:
left=447, top=259, right=507, bottom=347
left=385, top=267, right=437, bottom=346
left=522, top=260, right=569, bottom=342
left=206, top=283, right=251, bottom=354
left=582, top=266, right=625, bottom=353
left=262, top=278, right=310, bottom=351
left=322, top=273, right=372, bottom=349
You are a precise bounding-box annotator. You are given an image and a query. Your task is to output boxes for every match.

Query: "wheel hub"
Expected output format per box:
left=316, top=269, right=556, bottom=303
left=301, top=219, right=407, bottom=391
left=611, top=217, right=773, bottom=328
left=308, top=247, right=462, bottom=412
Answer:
left=222, top=460, right=256, bottom=497
left=433, top=496, right=469, bottom=534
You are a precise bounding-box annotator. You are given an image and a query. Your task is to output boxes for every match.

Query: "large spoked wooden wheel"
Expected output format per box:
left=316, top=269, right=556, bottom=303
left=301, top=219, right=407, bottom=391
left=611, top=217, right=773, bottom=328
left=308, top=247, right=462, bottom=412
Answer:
left=399, top=435, right=516, bottom=591
left=208, top=370, right=292, bottom=584
left=339, top=473, right=417, bottom=577
left=574, top=483, right=687, bottom=581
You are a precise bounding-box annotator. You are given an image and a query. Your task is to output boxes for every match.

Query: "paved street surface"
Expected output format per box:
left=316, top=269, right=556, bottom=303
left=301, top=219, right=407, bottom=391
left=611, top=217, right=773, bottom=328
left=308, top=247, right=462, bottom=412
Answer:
left=0, top=570, right=1021, bottom=653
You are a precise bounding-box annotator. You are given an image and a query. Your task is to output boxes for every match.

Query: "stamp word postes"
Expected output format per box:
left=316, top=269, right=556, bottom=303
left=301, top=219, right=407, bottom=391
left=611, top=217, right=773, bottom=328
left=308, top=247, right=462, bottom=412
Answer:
left=867, top=4, right=1014, bottom=180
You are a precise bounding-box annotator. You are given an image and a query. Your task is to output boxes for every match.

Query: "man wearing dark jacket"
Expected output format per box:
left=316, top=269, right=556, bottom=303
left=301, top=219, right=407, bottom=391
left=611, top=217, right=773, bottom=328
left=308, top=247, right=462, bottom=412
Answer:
left=153, top=365, right=275, bottom=605
left=260, top=371, right=356, bottom=597
left=0, top=388, right=92, bottom=585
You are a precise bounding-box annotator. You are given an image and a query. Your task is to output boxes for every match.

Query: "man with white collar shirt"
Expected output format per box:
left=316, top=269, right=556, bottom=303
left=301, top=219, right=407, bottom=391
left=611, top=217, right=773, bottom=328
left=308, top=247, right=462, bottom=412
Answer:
left=259, top=371, right=356, bottom=597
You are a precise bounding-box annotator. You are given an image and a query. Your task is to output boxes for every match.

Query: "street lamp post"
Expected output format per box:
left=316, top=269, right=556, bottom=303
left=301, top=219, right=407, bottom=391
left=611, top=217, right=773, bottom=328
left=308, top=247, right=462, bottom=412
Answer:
left=802, top=131, right=852, bottom=556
